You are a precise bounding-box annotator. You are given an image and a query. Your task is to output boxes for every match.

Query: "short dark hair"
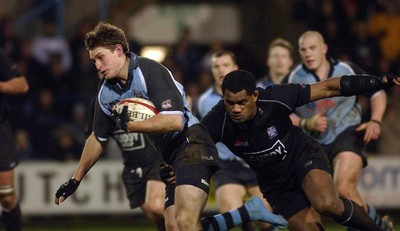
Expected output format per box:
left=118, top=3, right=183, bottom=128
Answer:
left=84, top=21, right=129, bottom=53
left=222, top=70, right=256, bottom=95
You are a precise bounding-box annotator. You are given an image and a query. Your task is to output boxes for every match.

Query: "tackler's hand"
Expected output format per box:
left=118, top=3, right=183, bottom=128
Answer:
left=113, top=105, right=129, bottom=132
left=160, top=162, right=176, bottom=186
left=55, top=178, right=80, bottom=205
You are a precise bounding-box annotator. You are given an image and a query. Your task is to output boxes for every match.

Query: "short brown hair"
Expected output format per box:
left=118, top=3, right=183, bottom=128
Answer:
left=268, top=38, right=293, bottom=57
left=84, top=21, right=129, bottom=53
left=211, top=50, right=237, bottom=65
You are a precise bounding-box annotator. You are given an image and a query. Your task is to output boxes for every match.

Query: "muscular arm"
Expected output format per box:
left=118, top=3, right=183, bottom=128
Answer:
left=72, top=132, right=107, bottom=181
left=357, top=91, right=387, bottom=142
left=369, top=91, right=386, bottom=123
left=309, top=74, right=400, bottom=102
left=127, top=114, right=184, bottom=133
left=309, top=77, right=341, bottom=101
left=0, top=76, right=29, bottom=94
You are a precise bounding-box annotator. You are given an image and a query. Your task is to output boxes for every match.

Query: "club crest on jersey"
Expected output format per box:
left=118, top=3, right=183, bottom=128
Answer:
left=267, top=126, right=278, bottom=139
left=161, top=99, right=172, bottom=109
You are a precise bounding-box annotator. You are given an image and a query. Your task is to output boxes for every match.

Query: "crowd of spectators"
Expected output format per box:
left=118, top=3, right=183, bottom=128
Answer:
left=1, top=0, right=399, bottom=161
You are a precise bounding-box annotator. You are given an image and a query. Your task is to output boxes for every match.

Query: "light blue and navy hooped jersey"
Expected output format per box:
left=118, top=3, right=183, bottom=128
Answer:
left=287, top=58, right=380, bottom=145
left=93, top=52, right=198, bottom=152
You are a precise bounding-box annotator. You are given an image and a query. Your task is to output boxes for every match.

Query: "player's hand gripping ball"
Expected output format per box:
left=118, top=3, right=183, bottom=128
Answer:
left=113, top=98, right=158, bottom=132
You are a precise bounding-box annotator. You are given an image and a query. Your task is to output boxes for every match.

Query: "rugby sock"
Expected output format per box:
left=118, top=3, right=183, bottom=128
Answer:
left=367, top=204, right=393, bottom=230
left=334, top=197, right=383, bottom=231
left=2, top=202, right=21, bottom=231
left=200, top=196, right=287, bottom=231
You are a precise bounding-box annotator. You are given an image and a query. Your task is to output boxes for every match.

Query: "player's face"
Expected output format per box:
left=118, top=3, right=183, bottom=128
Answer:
left=89, top=45, right=124, bottom=80
left=223, top=89, right=258, bottom=123
left=211, top=55, right=238, bottom=87
left=298, top=35, right=327, bottom=71
left=267, top=46, right=293, bottom=76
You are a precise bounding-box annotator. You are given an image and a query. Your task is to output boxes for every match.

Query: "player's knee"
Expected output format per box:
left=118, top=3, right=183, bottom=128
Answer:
left=312, top=197, right=340, bottom=217
left=0, top=185, right=17, bottom=209
left=175, top=212, right=198, bottom=230
left=142, top=202, right=164, bottom=218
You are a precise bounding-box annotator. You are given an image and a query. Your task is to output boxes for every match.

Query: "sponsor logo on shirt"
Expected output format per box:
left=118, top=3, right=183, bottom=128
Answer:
left=201, top=156, right=214, bottom=161
left=201, top=179, right=209, bottom=187
left=161, top=99, right=172, bottom=109
left=243, top=140, right=287, bottom=165
left=113, top=132, right=146, bottom=151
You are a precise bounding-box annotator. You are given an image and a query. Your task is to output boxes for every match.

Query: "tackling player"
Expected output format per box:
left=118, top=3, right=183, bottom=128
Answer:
left=201, top=69, right=399, bottom=230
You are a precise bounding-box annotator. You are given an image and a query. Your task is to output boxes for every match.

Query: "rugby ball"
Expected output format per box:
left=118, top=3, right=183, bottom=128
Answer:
left=114, top=98, right=158, bottom=121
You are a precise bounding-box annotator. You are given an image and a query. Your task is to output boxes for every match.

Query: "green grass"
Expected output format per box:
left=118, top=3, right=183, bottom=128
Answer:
left=21, top=214, right=398, bottom=231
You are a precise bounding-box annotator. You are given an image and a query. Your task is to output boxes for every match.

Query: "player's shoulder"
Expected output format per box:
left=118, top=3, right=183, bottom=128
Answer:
left=198, top=87, right=215, bottom=104
left=138, top=56, right=165, bottom=69
left=287, top=64, right=309, bottom=83
left=335, top=60, right=364, bottom=74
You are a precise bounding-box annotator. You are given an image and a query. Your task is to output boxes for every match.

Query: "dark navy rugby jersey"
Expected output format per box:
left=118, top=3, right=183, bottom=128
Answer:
left=201, top=84, right=323, bottom=176
left=93, top=52, right=198, bottom=153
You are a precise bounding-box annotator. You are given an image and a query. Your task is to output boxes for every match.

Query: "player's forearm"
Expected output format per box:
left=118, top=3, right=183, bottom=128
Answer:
left=127, top=114, right=184, bottom=133
left=0, top=77, right=29, bottom=94
left=369, top=91, right=387, bottom=122
left=309, top=77, right=341, bottom=101
left=73, top=133, right=105, bottom=181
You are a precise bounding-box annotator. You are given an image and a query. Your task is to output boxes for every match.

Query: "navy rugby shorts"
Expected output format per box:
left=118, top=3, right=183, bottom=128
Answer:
left=122, top=160, right=162, bottom=209
left=324, top=125, right=367, bottom=167
left=0, top=121, right=18, bottom=171
left=262, top=147, right=332, bottom=219
left=213, top=159, right=258, bottom=189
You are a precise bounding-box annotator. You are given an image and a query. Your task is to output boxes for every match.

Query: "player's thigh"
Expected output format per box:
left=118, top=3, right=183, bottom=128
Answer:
left=145, top=180, right=165, bottom=202
left=332, top=151, right=363, bottom=187
left=216, top=183, right=246, bottom=212
left=288, top=207, right=324, bottom=231
left=175, top=184, right=208, bottom=217
left=301, top=169, right=338, bottom=209
left=0, top=169, right=14, bottom=185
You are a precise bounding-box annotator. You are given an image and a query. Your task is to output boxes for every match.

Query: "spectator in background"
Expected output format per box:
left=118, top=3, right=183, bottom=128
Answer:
left=257, top=38, right=293, bottom=88
left=287, top=30, right=393, bottom=230
left=0, top=16, right=22, bottom=62
left=14, top=129, right=32, bottom=161
left=368, top=0, right=400, bottom=65
left=348, top=21, right=382, bottom=74
left=0, top=47, right=29, bottom=231
left=31, top=21, right=72, bottom=72
left=172, top=26, right=201, bottom=85
left=198, top=50, right=276, bottom=231
left=29, top=88, right=63, bottom=159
